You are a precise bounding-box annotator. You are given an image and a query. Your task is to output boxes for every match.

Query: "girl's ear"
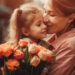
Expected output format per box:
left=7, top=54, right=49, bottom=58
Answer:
left=21, top=28, right=30, bottom=36
left=68, top=14, right=75, bottom=23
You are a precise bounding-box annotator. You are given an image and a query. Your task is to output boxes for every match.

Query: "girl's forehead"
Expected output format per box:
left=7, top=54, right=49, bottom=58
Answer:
left=31, top=13, right=43, bottom=24
left=34, top=13, right=43, bottom=21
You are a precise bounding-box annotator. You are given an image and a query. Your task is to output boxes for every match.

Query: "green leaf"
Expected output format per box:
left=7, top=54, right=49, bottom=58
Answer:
left=51, top=50, right=56, bottom=64
left=4, top=59, right=8, bottom=75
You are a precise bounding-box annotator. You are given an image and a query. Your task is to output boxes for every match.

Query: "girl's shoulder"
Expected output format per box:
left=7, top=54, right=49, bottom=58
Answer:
left=22, top=38, right=31, bottom=41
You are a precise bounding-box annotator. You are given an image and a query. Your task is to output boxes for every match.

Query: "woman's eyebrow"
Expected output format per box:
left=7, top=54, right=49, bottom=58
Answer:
left=45, top=9, right=56, bottom=13
left=48, top=10, right=55, bottom=12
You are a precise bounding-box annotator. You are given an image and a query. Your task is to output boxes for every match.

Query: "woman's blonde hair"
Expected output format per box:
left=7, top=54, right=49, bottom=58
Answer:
left=52, top=0, right=75, bottom=30
left=9, top=3, right=43, bottom=44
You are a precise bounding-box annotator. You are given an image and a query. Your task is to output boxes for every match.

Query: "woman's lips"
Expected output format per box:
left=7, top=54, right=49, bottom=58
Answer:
left=44, top=22, right=53, bottom=27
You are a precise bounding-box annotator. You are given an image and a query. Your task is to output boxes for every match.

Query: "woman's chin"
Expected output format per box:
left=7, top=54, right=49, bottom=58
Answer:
left=47, top=29, right=56, bottom=34
left=47, top=31, right=53, bottom=34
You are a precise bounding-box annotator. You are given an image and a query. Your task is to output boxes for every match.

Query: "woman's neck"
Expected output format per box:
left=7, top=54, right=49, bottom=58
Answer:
left=57, top=24, right=74, bottom=37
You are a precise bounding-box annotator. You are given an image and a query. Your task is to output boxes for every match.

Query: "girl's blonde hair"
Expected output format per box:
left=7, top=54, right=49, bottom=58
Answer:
left=9, top=3, right=43, bottom=44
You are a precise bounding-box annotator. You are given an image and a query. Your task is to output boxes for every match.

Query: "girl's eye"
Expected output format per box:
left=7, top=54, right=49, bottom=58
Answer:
left=37, top=23, right=41, bottom=26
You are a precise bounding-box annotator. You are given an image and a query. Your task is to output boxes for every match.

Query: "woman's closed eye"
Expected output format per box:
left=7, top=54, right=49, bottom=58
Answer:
left=48, top=11, right=57, bottom=17
left=49, top=14, right=57, bottom=17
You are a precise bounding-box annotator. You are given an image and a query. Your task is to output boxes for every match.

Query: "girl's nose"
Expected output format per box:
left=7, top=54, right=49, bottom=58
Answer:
left=42, top=23, right=47, bottom=29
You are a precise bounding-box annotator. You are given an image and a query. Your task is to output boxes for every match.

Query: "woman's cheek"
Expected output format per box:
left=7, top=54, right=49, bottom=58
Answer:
left=49, top=16, right=60, bottom=23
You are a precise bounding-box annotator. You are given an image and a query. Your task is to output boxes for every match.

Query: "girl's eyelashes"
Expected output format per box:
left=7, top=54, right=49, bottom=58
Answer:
left=37, top=23, right=41, bottom=26
left=36, top=21, right=42, bottom=26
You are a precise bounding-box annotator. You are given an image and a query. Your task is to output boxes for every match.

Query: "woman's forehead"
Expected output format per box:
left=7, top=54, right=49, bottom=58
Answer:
left=44, top=0, right=65, bottom=16
left=44, top=4, right=57, bottom=15
left=44, top=0, right=56, bottom=12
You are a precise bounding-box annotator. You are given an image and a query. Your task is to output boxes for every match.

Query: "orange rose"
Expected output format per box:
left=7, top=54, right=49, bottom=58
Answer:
left=19, top=39, right=28, bottom=47
left=30, top=40, right=37, bottom=45
left=0, top=50, right=3, bottom=58
left=30, top=56, right=40, bottom=67
left=14, top=50, right=25, bottom=60
left=0, top=42, right=14, bottom=57
left=6, top=59, right=20, bottom=71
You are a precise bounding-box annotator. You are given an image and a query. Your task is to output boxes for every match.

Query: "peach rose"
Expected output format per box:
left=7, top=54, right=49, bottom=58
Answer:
left=19, top=39, right=28, bottom=47
left=0, top=42, right=14, bottom=57
left=37, top=45, right=47, bottom=52
left=14, top=50, right=25, bottom=60
left=38, top=50, right=53, bottom=61
left=28, top=44, right=40, bottom=54
left=45, top=50, right=53, bottom=62
left=30, top=56, right=40, bottom=67
left=6, top=59, right=20, bottom=71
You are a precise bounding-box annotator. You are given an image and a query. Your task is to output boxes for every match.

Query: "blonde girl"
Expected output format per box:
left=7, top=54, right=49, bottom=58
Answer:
left=9, top=3, right=47, bottom=44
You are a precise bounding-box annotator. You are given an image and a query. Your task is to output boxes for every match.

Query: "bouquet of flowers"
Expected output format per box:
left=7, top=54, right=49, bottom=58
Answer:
left=0, top=39, right=56, bottom=75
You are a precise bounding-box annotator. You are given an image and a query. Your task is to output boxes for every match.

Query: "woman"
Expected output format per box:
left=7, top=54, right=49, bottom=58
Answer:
left=44, top=0, right=75, bottom=75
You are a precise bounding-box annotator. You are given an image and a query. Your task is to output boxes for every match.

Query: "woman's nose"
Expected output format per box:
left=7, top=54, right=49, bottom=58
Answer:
left=43, top=13, right=47, bottom=17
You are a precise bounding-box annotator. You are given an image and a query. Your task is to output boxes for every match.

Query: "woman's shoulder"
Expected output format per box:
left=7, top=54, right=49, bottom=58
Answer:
left=59, top=36, right=75, bottom=51
left=57, top=28, right=75, bottom=49
left=65, top=36, right=75, bottom=49
left=55, top=36, right=75, bottom=56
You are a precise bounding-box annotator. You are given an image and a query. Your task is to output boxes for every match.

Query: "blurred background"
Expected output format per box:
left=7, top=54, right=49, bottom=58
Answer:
left=0, top=0, right=45, bottom=43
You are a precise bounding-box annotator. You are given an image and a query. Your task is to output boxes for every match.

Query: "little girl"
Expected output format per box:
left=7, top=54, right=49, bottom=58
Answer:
left=9, top=3, right=47, bottom=44
left=8, top=4, right=47, bottom=75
